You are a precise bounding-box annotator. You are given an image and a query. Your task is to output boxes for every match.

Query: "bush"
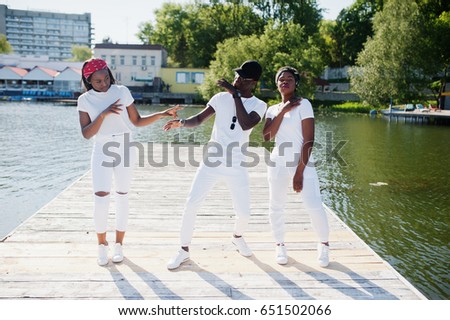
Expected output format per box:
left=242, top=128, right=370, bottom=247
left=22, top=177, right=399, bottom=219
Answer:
left=316, top=101, right=373, bottom=113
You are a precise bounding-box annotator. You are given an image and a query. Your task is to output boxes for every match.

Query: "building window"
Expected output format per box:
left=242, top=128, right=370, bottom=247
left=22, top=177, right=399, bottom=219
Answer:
left=150, top=56, right=155, bottom=66
left=101, top=55, right=107, bottom=61
left=176, top=72, right=190, bottom=84
left=176, top=72, right=204, bottom=84
left=132, top=56, right=137, bottom=65
left=120, top=55, right=125, bottom=65
left=111, top=55, right=116, bottom=66
left=141, top=56, right=146, bottom=66
left=191, top=72, right=205, bottom=84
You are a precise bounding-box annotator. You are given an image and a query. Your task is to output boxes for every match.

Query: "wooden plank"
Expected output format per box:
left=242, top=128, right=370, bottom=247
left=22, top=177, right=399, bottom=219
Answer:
left=0, top=146, right=427, bottom=300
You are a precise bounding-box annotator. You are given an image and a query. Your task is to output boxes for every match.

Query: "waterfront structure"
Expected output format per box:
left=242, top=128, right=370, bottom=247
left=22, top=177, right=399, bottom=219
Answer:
left=0, top=53, right=83, bottom=72
left=0, top=66, right=27, bottom=90
left=0, top=64, right=81, bottom=100
left=0, top=4, right=92, bottom=61
left=53, top=67, right=82, bottom=94
left=22, top=66, right=58, bottom=91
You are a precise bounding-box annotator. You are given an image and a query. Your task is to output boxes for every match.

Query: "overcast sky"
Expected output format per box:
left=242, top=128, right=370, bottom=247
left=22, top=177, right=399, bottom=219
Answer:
left=2, top=0, right=355, bottom=44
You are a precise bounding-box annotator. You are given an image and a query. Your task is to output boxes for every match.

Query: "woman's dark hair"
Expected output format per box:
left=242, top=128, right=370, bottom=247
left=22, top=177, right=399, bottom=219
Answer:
left=275, top=66, right=300, bottom=86
left=81, top=60, right=116, bottom=91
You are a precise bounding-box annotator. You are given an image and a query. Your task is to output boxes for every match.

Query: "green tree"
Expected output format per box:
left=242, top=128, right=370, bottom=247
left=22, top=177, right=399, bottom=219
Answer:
left=350, top=0, right=436, bottom=105
left=69, top=46, right=92, bottom=62
left=137, top=2, right=264, bottom=67
left=332, top=0, right=383, bottom=67
left=249, top=0, right=322, bottom=37
left=139, top=3, right=190, bottom=66
left=417, top=0, right=450, bottom=107
left=0, top=34, right=13, bottom=54
left=318, top=20, right=338, bottom=68
left=198, top=21, right=325, bottom=100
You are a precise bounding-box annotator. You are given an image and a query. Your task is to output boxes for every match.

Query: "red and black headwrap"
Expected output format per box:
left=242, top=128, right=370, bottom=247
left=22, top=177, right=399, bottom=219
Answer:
left=83, top=58, right=108, bottom=79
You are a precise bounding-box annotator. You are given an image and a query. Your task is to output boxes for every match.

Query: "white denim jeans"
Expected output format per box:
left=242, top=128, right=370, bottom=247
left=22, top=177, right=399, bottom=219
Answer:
left=268, top=165, right=329, bottom=244
left=91, top=134, right=136, bottom=233
left=179, top=163, right=251, bottom=246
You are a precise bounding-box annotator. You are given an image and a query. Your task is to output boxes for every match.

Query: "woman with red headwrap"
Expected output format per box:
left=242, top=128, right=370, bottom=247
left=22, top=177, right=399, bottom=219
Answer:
left=77, top=58, right=181, bottom=266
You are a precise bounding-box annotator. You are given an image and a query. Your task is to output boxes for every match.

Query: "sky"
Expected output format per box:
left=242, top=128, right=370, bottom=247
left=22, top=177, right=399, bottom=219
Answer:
left=2, top=0, right=355, bottom=44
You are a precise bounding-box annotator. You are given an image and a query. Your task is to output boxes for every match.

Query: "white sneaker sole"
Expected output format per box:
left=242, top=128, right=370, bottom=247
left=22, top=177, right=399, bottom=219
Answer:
left=167, top=257, right=189, bottom=270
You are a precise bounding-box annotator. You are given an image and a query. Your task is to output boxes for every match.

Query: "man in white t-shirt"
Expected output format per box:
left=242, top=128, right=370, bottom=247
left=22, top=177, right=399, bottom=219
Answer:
left=163, top=60, right=267, bottom=269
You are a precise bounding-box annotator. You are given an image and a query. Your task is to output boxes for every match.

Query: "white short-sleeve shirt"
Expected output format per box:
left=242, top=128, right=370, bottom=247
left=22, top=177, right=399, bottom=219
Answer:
left=77, top=85, right=134, bottom=140
left=206, top=92, right=267, bottom=166
left=265, top=98, right=315, bottom=167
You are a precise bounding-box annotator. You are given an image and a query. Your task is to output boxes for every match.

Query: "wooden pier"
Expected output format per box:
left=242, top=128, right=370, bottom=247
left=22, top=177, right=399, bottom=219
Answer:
left=0, top=145, right=426, bottom=300
left=381, top=109, right=450, bottom=124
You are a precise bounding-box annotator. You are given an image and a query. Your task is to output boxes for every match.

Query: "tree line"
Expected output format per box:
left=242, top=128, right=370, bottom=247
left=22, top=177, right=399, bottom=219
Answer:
left=136, top=0, right=448, bottom=107
left=1, top=0, right=448, bottom=107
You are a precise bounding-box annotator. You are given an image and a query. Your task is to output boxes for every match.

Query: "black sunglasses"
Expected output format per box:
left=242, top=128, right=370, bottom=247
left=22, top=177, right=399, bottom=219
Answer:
left=230, top=116, right=237, bottom=130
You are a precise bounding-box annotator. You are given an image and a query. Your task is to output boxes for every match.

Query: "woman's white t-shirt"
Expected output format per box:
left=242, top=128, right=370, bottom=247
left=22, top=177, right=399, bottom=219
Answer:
left=265, top=98, right=315, bottom=168
left=77, top=85, right=134, bottom=140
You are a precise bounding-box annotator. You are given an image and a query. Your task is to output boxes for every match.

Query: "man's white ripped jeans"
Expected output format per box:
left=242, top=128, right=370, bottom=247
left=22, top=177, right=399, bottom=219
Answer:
left=91, top=134, right=136, bottom=233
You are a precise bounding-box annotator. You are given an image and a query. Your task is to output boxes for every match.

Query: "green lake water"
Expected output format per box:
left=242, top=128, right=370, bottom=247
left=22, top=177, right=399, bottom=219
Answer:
left=0, top=102, right=448, bottom=299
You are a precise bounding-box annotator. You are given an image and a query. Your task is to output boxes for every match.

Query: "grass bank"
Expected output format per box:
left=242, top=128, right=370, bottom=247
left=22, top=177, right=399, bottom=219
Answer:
left=266, top=98, right=375, bottom=114
left=315, top=101, right=373, bottom=113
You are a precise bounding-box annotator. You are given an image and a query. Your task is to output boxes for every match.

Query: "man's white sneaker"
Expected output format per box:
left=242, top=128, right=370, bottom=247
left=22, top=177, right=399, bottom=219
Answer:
left=232, top=236, right=253, bottom=257
left=318, top=243, right=330, bottom=268
left=167, top=249, right=190, bottom=270
left=112, top=243, right=124, bottom=263
left=276, top=245, right=288, bottom=265
left=97, top=244, right=109, bottom=266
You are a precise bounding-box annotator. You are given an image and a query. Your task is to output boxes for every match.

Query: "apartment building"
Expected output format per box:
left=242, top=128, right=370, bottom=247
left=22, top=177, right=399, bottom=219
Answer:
left=0, top=5, right=92, bottom=61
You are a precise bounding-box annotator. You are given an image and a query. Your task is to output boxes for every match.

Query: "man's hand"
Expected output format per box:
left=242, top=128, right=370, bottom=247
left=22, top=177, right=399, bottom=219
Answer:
left=217, top=78, right=236, bottom=94
left=163, top=119, right=182, bottom=131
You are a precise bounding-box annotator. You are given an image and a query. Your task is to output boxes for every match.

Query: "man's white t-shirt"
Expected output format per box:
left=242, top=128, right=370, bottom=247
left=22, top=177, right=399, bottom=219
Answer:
left=265, top=98, right=315, bottom=168
left=77, top=85, right=134, bottom=140
left=207, top=92, right=267, bottom=167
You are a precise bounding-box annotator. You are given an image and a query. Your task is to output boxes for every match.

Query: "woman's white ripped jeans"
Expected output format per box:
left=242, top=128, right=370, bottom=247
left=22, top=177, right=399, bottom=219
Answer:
left=268, top=164, right=329, bottom=244
left=91, top=134, right=136, bottom=233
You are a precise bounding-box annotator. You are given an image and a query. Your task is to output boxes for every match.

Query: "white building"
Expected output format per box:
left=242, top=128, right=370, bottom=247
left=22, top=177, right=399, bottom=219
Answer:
left=94, top=43, right=167, bottom=91
left=0, top=5, right=92, bottom=61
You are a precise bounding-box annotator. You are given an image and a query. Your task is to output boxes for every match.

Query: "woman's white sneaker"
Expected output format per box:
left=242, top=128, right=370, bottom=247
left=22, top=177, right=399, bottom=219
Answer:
left=112, top=243, right=124, bottom=263
left=276, top=245, right=288, bottom=265
left=318, top=243, right=330, bottom=267
left=97, top=244, right=109, bottom=266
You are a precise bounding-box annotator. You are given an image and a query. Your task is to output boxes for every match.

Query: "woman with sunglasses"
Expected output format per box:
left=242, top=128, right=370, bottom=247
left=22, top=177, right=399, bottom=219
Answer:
left=263, top=66, right=330, bottom=267
left=163, top=60, right=267, bottom=270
